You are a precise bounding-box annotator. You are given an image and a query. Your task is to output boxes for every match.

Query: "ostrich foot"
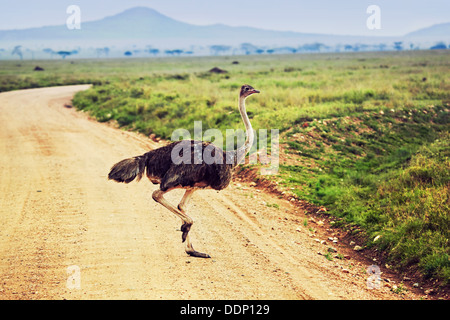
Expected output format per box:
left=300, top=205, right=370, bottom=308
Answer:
left=186, top=247, right=211, bottom=259
left=182, top=226, right=211, bottom=258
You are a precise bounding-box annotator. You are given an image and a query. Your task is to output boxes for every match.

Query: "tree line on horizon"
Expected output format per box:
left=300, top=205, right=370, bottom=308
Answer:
left=1, top=41, right=448, bottom=60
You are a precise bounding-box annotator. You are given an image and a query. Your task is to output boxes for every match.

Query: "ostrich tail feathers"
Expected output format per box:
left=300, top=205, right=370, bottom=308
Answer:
left=108, top=156, right=146, bottom=183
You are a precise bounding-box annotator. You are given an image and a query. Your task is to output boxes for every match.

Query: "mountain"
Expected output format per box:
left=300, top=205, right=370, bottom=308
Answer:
left=0, top=7, right=185, bottom=41
left=406, top=22, right=450, bottom=38
left=0, top=6, right=402, bottom=47
left=0, top=7, right=315, bottom=43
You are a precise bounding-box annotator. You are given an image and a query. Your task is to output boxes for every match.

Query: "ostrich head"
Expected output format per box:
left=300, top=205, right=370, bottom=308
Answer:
left=240, top=84, right=260, bottom=98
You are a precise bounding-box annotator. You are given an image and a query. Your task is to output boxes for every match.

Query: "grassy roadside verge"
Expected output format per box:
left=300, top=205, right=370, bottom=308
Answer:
left=277, top=106, right=449, bottom=285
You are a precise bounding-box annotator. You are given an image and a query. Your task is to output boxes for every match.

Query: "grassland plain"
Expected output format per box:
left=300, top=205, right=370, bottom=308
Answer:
left=1, top=50, right=449, bottom=287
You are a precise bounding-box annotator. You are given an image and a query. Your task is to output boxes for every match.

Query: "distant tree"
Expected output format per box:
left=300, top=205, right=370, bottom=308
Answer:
left=290, top=47, right=298, bottom=53
left=356, top=43, right=369, bottom=52
left=266, top=49, right=275, bottom=54
left=210, top=45, right=231, bottom=56
left=393, top=41, right=403, bottom=51
left=124, top=51, right=132, bottom=56
left=376, top=43, right=387, bottom=51
left=344, top=44, right=353, bottom=51
left=148, top=48, right=160, bottom=56
left=57, top=51, right=72, bottom=59
left=43, top=48, right=54, bottom=56
left=430, top=42, right=447, bottom=50
left=96, top=47, right=110, bottom=57
left=272, top=46, right=297, bottom=54
left=172, top=49, right=183, bottom=56
left=12, top=45, right=23, bottom=60
left=255, top=49, right=265, bottom=54
left=240, top=43, right=258, bottom=55
left=300, top=43, right=325, bottom=52
left=163, top=49, right=183, bottom=56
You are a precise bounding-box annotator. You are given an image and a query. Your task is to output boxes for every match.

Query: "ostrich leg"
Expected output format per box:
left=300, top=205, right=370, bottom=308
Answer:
left=152, top=189, right=210, bottom=258
left=177, top=189, right=211, bottom=258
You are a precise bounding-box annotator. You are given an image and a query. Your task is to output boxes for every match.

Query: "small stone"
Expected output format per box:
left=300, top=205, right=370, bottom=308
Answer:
left=425, top=288, right=435, bottom=295
left=327, top=247, right=337, bottom=253
left=413, top=283, right=419, bottom=288
left=350, top=241, right=355, bottom=246
left=354, top=245, right=363, bottom=251
left=342, top=269, right=350, bottom=273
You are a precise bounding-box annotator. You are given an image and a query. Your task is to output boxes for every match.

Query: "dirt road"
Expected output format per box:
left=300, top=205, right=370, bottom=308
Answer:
left=0, top=85, right=421, bottom=300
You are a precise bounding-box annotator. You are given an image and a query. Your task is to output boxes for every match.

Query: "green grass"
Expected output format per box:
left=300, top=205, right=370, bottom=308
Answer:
left=1, top=50, right=449, bottom=284
left=368, top=135, right=449, bottom=282
left=279, top=105, right=449, bottom=284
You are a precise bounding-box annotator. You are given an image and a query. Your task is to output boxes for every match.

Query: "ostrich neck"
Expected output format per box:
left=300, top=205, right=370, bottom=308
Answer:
left=234, top=96, right=254, bottom=165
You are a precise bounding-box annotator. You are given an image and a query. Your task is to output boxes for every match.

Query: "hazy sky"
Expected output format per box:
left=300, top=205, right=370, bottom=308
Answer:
left=0, top=0, right=449, bottom=36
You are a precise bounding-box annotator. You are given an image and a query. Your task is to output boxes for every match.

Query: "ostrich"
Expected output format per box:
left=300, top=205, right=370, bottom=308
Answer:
left=108, top=84, right=260, bottom=258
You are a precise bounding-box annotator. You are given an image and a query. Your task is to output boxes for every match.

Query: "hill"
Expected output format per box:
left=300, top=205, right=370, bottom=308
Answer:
left=406, top=22, right=450, bottom=38
left=0, top=7, right=324, bottom=44
left=0, top=7, right=391, bottom=47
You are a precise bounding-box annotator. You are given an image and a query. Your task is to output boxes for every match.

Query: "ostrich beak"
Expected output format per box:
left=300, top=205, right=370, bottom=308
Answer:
left=250, top=89, right=260, bottom=94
